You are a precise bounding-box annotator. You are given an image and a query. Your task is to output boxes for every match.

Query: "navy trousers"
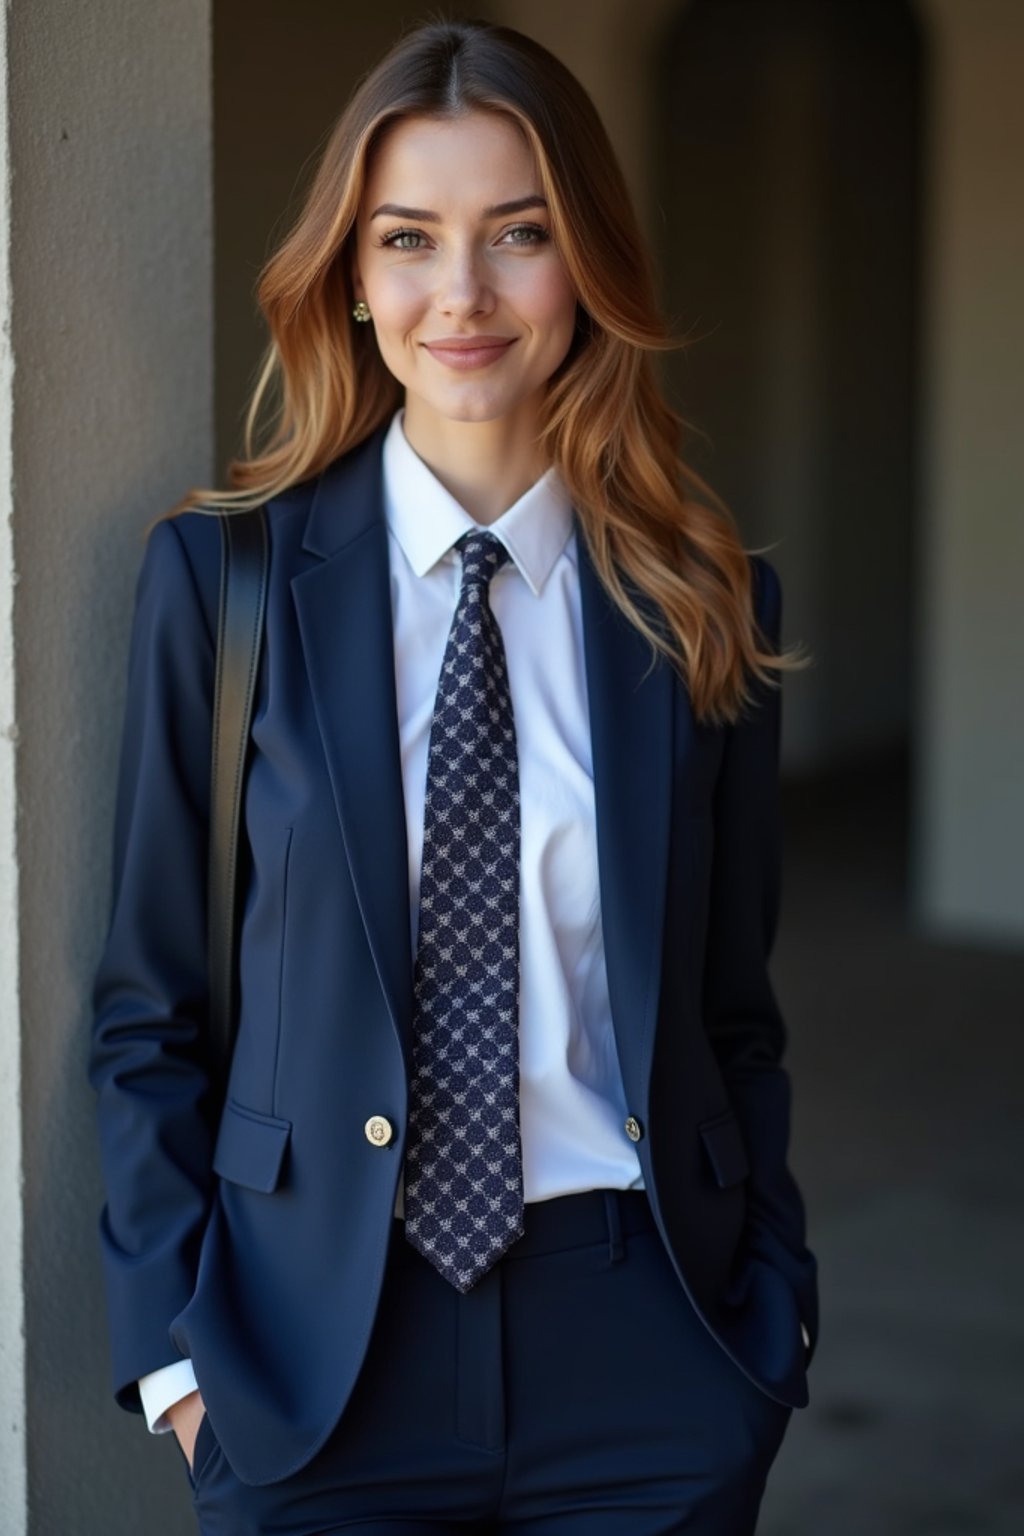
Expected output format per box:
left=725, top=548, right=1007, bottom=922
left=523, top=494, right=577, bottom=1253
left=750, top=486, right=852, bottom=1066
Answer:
left=184, top=1190, right=792, bottom=1534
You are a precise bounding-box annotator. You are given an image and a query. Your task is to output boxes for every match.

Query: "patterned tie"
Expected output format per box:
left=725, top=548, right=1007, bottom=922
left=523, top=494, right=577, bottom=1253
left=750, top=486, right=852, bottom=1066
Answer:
left=403, top=529, right=525, bottom=1291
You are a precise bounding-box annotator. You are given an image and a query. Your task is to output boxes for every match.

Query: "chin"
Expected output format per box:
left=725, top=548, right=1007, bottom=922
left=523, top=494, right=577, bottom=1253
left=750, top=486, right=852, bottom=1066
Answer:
left=418, top=387, right=524, bottom=426
left=446, top=402, right=512, bottom=424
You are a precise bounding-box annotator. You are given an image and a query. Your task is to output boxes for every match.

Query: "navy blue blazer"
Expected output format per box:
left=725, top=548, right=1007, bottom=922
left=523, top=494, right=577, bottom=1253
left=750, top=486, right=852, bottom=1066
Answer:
left=90, top=424, right=818, bottom=1487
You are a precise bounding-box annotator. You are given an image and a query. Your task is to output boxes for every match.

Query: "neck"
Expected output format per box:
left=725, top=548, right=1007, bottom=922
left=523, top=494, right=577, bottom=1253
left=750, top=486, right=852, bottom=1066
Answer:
left=401, top=397, right=550, bottom=525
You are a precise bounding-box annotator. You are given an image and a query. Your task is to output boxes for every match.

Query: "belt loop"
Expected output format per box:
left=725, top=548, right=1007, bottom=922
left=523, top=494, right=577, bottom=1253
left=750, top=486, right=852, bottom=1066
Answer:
left=603, top=1189, right=624, bottom=1264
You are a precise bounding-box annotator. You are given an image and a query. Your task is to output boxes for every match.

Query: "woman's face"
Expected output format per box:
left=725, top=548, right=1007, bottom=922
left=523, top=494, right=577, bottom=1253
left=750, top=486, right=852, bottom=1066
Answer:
left=352, top=110, right=578, bottom=434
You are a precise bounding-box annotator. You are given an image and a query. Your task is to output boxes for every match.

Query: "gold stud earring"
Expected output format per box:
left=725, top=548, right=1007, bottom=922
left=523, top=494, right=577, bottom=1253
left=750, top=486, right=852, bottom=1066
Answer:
left=352, top=300, right=371, bottom=323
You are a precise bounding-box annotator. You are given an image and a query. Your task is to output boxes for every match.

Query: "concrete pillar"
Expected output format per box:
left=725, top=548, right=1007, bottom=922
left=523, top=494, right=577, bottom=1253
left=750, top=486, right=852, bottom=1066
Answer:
left=914, top=0, right=1024, bottom=945
left=2, top=0, right=213, bottom=1530
left=0, top=0, right=26, bottom=1521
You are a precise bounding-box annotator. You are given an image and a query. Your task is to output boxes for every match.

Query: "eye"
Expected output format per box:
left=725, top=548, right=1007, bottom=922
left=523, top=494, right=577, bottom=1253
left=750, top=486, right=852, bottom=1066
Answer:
left=501, top=223, right=551, bottom=246
left=377, top=227, right=428, bottom=251
left=376, top=222, right=552, bottom=252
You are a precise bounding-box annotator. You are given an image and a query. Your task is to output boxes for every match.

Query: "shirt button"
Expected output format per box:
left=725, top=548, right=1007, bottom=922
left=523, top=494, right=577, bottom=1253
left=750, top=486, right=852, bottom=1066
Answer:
left=624, top=1115, right=644, bottom=1143
left=364, top=1115, right=394, bottom=1147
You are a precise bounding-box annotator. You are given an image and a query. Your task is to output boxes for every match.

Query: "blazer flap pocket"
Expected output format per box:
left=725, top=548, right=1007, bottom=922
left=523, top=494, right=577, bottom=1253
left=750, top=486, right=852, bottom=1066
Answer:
left=213, top=1099, right=292, bottom=1193
left=699, top=1109, right=750, bottom=1189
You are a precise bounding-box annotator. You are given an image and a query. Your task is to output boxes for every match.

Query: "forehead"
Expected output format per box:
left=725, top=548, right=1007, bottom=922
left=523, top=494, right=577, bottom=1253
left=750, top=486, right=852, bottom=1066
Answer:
left=363, top=111, right=540, bottom=204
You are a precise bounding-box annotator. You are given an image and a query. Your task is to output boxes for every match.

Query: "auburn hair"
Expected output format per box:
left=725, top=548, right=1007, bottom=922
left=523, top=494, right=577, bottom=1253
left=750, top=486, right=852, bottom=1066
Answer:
left=168, top=16, right=807, bottom=726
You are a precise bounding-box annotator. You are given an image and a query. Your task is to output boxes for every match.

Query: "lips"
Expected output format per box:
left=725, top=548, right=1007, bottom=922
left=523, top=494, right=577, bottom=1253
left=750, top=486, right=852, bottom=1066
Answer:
left=422, top=337, right=516, bottom=371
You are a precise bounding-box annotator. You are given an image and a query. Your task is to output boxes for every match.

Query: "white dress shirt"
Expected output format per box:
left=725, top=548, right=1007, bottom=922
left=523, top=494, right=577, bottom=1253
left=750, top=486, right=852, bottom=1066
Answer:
left=139, top=406, right=643, bottom=1432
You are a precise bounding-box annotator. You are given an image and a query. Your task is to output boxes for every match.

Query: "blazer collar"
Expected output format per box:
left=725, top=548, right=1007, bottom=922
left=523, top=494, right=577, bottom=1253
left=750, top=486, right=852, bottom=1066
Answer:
left=301, top=422, right=390, bottom=560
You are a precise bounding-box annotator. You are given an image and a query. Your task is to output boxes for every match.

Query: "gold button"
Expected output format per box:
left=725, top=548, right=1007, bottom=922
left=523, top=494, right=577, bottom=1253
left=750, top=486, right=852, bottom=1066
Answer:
left=364, top=1115, right=394, bottom=1147
left=624, top=1115, right=643, bottom=1143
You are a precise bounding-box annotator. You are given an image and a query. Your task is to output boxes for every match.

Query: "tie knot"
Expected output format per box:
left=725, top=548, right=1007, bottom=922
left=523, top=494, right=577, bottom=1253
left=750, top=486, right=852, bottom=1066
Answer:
left=456, top=530, right=511, bottom=592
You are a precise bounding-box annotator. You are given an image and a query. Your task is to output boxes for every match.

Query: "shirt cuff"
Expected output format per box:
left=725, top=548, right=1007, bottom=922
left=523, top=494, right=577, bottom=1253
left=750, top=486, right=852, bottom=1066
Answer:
left=138, top=1359, right=200, bottom=1434
left=800, top=1321, right=811, bottom=1350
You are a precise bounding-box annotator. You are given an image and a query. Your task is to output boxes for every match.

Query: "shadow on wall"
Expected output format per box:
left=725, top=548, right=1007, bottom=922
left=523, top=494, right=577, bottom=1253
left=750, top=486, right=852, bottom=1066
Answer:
left=654, top=0, right=921, bottom=781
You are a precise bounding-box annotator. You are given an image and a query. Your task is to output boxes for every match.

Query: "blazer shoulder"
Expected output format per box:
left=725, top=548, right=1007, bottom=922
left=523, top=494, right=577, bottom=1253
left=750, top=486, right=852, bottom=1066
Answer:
left=142, top=479, right=317, bottom=635
left=140, top=510, right=223, bottom=645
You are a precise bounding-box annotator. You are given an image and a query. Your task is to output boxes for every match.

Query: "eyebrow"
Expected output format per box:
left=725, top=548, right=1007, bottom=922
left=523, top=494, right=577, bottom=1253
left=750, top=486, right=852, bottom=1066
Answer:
left=370, top=195, right=549, bottom=221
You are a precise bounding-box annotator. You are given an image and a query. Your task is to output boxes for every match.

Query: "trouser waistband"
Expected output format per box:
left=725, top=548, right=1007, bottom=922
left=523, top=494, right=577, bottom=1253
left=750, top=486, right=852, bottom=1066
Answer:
left=392, top=1188, right=656, bottom=1264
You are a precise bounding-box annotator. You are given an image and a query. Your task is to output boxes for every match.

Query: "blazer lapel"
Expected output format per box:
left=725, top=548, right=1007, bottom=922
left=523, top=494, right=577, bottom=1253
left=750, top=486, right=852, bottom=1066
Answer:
left=290, top=429, right=415, bottom=1064
left=576, top=518, right=675, bottom=1116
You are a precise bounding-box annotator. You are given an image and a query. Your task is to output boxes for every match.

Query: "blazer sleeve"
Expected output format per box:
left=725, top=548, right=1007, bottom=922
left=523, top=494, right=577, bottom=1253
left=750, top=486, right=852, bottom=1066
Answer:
left=88, top=515, right=220, bottom=1411
left=702, top=554, right=819, bottom=1359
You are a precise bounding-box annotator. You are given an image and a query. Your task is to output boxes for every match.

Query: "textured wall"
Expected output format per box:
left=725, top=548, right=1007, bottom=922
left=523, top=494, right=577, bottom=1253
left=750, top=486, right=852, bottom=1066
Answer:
left=0, top=0, right=26, bottom=1522
left=6, top=1, right=212, bottom=1531
left=915, top=0, right=1024, bottom=944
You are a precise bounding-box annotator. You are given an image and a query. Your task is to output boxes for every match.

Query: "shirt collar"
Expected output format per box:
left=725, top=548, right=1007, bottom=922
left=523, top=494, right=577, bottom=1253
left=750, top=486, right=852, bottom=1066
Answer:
left=381, top=407, right=574, bottom=597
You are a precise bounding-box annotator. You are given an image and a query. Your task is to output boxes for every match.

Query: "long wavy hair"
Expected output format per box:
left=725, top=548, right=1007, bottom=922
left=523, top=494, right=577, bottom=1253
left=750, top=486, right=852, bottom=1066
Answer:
left=170, top=16, right=807, bottom=725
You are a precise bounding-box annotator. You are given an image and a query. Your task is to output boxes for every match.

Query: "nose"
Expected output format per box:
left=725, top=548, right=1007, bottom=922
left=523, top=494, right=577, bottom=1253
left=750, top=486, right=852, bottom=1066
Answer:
left=434, top=242, right=494, bottom=319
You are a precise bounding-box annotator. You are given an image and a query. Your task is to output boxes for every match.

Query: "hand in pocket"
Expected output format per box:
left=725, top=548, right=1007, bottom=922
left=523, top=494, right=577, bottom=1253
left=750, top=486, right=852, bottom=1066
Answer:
left=168, top=1388, right=207, bottom=1473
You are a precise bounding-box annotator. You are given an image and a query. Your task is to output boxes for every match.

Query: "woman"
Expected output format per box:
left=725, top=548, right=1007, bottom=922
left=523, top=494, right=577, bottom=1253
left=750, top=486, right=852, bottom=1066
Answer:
left=90, top=17, right=818, bottom=1535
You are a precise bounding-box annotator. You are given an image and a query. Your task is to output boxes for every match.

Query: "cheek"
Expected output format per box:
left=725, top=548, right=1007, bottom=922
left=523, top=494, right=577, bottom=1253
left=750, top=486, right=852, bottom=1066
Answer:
left=519, top=264, right=577, bottom=339
left=367, top=268, right=428, bottom=331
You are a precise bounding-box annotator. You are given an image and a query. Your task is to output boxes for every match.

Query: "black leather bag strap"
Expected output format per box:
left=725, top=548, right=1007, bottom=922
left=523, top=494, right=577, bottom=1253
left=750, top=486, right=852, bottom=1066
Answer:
left=208, top=506, right=269, bottom=1076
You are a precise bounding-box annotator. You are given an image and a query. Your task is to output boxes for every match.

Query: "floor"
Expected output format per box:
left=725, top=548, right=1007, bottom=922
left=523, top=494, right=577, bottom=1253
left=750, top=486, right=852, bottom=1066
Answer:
left=758, top=753, right=1024, bottom=1534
